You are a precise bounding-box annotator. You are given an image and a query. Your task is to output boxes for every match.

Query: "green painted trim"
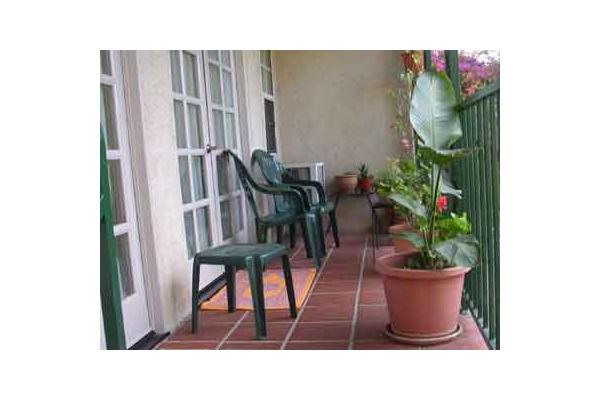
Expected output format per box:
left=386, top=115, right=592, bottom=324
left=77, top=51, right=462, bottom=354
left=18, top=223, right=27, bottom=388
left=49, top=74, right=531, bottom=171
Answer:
left=444, top=50, right=461, bottom=98
left=457, top=81, right=500, bottom=109
left=423, top=50, right=432, bottom=70
left=100, top=128, right=126, bottom=350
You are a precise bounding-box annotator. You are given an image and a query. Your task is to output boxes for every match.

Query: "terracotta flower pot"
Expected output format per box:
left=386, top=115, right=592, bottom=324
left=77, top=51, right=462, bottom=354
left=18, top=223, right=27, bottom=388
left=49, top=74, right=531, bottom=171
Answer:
left=391, top=212, right=407, bottom=225
left=335, top=174, right=358, bottom=194
left=357, top=177, right=373, bottom=192
left=375, top=252, right=470, bottom=344
left=388, top=223, right=418, bottom=253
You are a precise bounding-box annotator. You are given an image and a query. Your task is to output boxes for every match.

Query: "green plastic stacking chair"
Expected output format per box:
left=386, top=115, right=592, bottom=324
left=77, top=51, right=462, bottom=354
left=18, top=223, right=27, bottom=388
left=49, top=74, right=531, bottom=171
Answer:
left=225, top=150, right=323, bottom=269
left=251, top=149, right=340, bottom=257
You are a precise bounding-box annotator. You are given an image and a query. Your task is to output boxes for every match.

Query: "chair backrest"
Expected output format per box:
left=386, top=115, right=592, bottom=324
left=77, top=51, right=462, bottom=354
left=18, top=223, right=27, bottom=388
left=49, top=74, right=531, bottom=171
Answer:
left=251, top=149, right=285, bottom=185
left=251, top=149, right=295, bottom=213
left=225, top=150, right=261, bottom=220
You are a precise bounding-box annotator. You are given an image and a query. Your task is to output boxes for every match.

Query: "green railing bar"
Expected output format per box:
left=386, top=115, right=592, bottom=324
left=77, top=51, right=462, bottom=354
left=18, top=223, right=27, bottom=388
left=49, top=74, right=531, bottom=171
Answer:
left=480, top=102, right=489, bottom=328
left=483, top=96, right=496, bottom=340
left=457, top=83, right=501, bottom=349
left=492, top=93, right=501, bottom=349
left=457, top=81, right=500, bottom=110
left=469, top=106, right=481, bottom=319
left=478, top=100, right=490, bottom=330
left=467, top=107, right=477, bottom=312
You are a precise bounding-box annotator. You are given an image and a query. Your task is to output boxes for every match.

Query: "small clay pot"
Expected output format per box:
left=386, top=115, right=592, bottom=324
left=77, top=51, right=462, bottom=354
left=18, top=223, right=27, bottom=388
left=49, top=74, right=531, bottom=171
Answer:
left=375, top=252, right=470, bottom=344
left=357, top=176, right=373, bottom=192
left=335, top=174, right=358, bottom=194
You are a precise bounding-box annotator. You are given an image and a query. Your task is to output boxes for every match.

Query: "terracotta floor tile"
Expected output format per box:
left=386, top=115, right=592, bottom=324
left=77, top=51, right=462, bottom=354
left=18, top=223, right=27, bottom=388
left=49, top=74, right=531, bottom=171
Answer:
left=195, top=310, right=248, bottom=324
left=318, top=272, right=360, bottom=282
left=169, top=321, right=234, bottom=342
left=353, top=321, right=390, bottom=342
left=313, top=279, right=358, bottom=293
left=157, top=341, right=218, bottom=350
left=240, top=309, right=297, bottom=324
left=423, top=315, right=489, bottom=350
left=228, top=323, right=292, bottom=341
left=285, top=341, right=349, bottom=350
left=359, top=277, right=384, bottom=292
left=300, top=305, right=354, bottom=322
left=305, top=292, right=356, bottom=309
left=359, top=290, right=387, bottom=305
left=290, top=322, right=352, bottom=341
left=220, top=342, right=282, bottom=350
left=353, top=342, right=420, bottom=350
left=357, top=305, right=389, bottom=323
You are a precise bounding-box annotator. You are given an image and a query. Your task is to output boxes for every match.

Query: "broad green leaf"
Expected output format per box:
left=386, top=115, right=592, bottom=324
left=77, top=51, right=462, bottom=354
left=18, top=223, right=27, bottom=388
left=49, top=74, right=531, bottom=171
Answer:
left=432, top=165, right=462, bottom=199
left=396, top=230, right=425, bottom=250
left=410, top=70, right=462, bottom=150
left=418, top=146, right=480, bottom=166
left=388, top=192, right=428, bottom=218
left=433, top=234, right=479, bottom=268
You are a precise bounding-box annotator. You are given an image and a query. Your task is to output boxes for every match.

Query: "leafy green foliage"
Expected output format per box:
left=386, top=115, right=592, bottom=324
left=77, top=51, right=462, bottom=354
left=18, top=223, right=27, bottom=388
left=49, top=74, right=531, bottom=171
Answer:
left=388, top=193, right=428, bottom=219
left=374, top=158, right=429, bottom=218
left=396, top=230, right=425, bottom=249
left=385, top=70, right=480, bottom=270
left=357, top=163, right=370, bottom=179
left=433, top=235, right=479, bottom=268
left=410, top=70, right=462, bottom=150
left=435, top=212, right=471, bottom=241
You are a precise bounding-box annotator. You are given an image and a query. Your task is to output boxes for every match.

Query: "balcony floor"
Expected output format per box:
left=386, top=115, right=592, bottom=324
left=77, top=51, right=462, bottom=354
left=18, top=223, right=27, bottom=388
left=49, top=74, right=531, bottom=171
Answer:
left=157, top=233, right=488, bottom=350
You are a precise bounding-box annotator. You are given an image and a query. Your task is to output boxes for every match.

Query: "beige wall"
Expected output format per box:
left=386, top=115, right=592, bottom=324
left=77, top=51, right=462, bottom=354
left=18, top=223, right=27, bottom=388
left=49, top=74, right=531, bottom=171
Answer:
left=274, top=50, right=407, bottom=232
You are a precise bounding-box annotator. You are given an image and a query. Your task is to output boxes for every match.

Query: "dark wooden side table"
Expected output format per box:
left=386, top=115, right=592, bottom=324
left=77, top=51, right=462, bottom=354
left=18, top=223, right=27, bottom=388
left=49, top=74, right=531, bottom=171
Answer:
left=327, top=190, right=393, bottom=255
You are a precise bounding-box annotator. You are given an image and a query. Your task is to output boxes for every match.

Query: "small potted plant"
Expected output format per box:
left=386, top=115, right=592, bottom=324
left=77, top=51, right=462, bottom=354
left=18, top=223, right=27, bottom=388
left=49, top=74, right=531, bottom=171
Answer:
left=376, top=70, right=480, bottom=345
left=356, top=163, right=374, bottom=192
left=335, top=172, right=358, bottom=194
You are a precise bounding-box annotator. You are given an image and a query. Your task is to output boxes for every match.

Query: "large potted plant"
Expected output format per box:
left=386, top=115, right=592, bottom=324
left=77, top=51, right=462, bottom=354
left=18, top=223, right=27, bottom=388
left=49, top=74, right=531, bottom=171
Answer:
left=375, top=70, right=479, bottom=345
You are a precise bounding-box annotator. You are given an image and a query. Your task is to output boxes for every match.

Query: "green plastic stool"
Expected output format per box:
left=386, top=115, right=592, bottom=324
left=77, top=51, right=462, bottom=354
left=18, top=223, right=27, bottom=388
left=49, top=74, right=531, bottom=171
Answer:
left=191, top=243, right=297, bottom=340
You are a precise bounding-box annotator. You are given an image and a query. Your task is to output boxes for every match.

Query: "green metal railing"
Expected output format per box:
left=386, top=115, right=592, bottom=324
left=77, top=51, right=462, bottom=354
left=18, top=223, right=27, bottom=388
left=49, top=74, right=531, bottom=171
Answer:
left=455, top=80, right=500, bottom=349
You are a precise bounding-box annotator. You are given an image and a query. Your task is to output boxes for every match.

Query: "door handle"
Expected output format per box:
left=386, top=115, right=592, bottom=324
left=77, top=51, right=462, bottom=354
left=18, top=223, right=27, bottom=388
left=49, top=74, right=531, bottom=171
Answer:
left=206, top=143, right=216, bottom=153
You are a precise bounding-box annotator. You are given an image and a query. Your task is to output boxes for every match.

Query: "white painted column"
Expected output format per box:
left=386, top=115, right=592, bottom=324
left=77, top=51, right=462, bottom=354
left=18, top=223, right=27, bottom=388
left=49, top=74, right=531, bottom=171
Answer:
left=124, top=50, right=190, bottom=332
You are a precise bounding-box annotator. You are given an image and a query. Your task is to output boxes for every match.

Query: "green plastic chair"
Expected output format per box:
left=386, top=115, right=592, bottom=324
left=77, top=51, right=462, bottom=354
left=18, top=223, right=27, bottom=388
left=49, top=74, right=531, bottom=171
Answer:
left=225, top=150, right=323, bottom=269
left=251, top=150, right=340, bottom=256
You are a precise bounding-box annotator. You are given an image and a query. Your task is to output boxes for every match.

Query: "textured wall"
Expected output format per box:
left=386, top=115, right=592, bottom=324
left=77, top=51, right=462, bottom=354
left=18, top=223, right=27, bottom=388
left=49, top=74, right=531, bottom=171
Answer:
left=134, top=51, right=191, bottom=332
left=274, top=50, right=407, bottom=233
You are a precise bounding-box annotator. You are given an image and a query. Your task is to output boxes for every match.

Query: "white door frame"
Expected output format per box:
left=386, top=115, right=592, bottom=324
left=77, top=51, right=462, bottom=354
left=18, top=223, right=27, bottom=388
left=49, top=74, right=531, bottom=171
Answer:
left=101, top=50, right=151, bottom=347
left=169, top=50, right=249, bottom=290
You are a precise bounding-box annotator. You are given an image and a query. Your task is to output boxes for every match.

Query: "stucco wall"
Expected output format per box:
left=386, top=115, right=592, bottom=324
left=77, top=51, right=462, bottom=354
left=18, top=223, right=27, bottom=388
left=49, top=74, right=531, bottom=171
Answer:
left=274, top=50, right=406, bottom=233
left=134, top=51, right=191, bottom=332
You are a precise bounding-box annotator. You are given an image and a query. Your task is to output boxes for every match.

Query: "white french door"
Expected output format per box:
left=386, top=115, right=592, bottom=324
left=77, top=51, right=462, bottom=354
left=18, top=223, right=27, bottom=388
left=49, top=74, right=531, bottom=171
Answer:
left=100, top=50, right=151, bottom=347
left=170, top=50, right=248, bottom=287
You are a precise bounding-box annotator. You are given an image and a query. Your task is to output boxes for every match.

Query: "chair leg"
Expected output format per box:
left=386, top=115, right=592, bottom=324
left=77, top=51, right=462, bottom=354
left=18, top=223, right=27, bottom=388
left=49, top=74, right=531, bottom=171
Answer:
left=304, top=214, right=322, bottom=269
left=329, top=210, right=340, bottom=248
left=281, top=254, right=297, bottom=318
left=225, top=265, right=236, bottom=313
left=316, top=213, right=326, bottom=256
left=276, top=225, right=283, bottom=244
left=289, top=223, right=296, bottom=248
left=246, top=256, right=267, bottom=340
left=300, top=219, right=312, bottom=259
left=191, top=256, right=201, bottom=333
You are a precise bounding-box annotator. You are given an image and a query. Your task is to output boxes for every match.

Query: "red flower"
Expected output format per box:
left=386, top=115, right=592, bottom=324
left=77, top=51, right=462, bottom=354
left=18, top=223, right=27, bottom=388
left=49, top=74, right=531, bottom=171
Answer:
left=436, top=196, right=448, bottom=213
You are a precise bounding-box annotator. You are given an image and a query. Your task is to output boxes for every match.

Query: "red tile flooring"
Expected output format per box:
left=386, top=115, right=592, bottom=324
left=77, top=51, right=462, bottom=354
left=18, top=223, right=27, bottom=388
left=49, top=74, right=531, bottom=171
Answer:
left=157, top=234, right=489, bottom=350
